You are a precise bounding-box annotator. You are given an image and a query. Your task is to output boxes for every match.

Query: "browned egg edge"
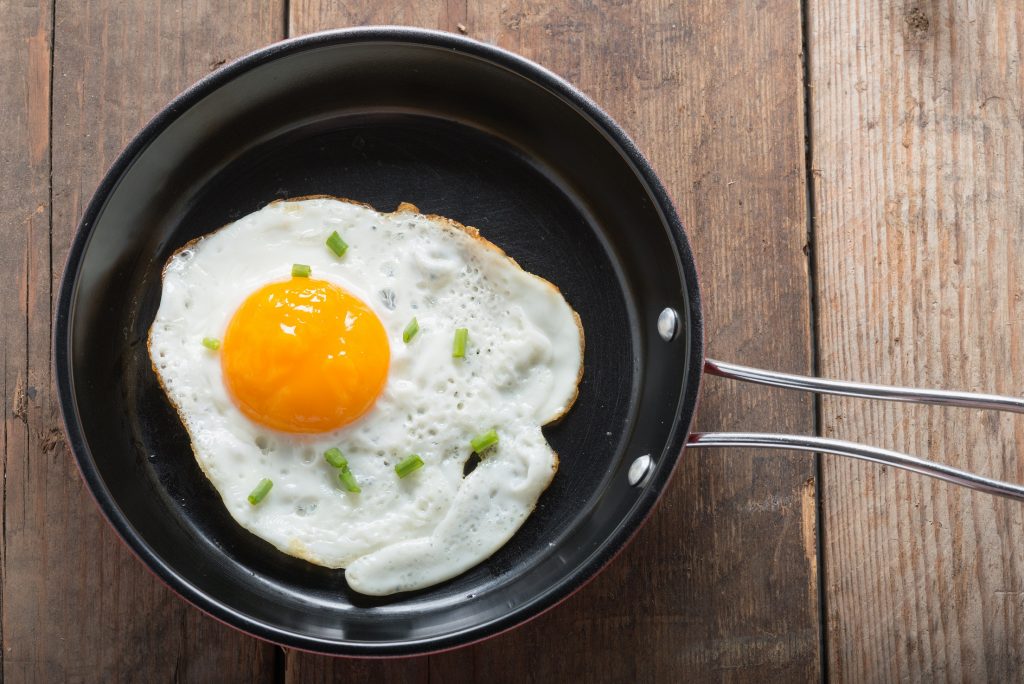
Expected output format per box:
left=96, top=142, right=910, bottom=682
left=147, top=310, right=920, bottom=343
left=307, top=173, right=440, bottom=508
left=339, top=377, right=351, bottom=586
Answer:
left=144, top=195, right=587, bottom=567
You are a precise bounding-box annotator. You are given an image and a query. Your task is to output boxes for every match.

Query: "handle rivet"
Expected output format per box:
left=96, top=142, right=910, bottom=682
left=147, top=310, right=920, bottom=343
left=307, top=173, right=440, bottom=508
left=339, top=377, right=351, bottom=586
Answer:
left=628, top=455, right=653, bottom=486
left=657, top=308, right=678, bottom=341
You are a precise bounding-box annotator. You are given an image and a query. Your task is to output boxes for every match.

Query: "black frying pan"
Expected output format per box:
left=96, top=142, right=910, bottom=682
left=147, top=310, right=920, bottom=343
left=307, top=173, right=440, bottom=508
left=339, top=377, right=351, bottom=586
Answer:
left=55, top=26, right=1024, bottom=657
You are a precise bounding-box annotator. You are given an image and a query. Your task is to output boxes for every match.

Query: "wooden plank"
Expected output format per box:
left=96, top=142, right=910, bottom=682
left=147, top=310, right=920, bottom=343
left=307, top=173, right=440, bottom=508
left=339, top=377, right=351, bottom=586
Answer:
left=288, top=1, right=819, bottom=680
left=290, top=0, right=466, bottom=30
left=810, top=0, right=1024, bottom=680
left=0, top=0, right=51, bottom=671
left=0, top=2, right=285, bottom=680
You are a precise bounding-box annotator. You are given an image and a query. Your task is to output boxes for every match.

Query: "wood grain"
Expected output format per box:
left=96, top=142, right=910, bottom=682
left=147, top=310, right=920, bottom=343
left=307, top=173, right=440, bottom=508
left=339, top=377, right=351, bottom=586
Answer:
left=810, top=0, right=1024, bottom=680
left=0, top=1, right=284, bottom=680
left=290, top=0, right=466, bottom=31
left=0, top=0, right=52, bottom=672
left=288, top=1, right=820, bottom=680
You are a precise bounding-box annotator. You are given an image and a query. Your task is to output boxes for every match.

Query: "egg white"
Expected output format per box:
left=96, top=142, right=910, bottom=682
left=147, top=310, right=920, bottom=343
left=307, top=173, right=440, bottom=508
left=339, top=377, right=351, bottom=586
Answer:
left=149, top=197, right=583, bottom=595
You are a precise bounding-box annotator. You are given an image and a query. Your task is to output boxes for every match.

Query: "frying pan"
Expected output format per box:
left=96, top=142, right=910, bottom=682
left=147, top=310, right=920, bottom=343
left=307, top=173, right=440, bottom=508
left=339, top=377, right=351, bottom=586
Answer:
left=54, top=27, right=1024, bottom=656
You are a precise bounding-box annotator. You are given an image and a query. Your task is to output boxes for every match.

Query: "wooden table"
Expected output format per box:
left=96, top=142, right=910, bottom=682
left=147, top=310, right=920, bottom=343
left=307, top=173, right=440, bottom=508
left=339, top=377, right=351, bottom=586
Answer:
left=2, top=0, right=1021, bottom=680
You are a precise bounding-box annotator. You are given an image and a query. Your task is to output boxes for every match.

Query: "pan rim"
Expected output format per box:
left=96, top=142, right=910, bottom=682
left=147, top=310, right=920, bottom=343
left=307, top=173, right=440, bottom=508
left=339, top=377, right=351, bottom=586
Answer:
left=53, top=25, right=705, bottom=656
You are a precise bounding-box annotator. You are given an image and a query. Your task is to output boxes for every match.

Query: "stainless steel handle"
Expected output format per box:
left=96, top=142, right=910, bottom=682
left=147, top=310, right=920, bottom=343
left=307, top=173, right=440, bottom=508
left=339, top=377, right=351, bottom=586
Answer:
left=693, top=358, right=1024, bottom=501
left=687, top=433, right=1024, bottom=500
left=705, top=358, right=1024, bottom=413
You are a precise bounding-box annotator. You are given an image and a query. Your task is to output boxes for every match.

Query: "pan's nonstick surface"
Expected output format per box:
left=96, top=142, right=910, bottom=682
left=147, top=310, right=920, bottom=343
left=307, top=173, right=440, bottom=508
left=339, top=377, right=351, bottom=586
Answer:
left=56, top=28, right=703, bottom=654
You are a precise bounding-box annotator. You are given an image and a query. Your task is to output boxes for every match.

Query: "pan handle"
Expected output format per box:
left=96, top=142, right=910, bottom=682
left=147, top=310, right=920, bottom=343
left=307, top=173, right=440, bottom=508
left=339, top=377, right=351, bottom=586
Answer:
left=690, top=359, right=1024, bottom=501
left=704, top=359, right=1024, bottom=412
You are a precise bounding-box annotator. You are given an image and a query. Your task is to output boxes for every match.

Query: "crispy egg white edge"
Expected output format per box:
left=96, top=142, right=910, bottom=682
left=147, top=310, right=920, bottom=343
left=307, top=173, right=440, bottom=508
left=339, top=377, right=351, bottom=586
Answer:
left=146, top=196, right=586, bottom=591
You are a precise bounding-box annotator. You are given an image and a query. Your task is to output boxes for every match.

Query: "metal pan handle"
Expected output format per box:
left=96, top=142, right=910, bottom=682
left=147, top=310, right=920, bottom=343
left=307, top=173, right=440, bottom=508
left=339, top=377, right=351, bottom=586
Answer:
left=690, top=359, right=1024, bottom=501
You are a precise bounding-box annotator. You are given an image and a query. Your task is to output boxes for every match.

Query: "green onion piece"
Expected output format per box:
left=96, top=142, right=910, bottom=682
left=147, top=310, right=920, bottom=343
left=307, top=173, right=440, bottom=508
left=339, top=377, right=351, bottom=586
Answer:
left=470, top=429, right=499, bottom=454
left=338, top=467, right=361, bottom=493
left=323, top=447, right=347, bottom=469
left=452, top=328, right=468, bottom=358
left=395, top=454, right=424, bottom=478
left=326, top=231, right=348, bottom=257
left=201, top=336, right=221, bottom=351
left=292, top=263, right=312, bottom=278
left=247, top=478, right=273, bottom=505
left=403, top=317, right=419, bottom=343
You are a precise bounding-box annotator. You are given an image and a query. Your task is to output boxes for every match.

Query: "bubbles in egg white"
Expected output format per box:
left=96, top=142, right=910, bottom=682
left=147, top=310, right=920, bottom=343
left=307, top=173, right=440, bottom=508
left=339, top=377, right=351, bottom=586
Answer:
left=148, top=197, right=583, bottom=595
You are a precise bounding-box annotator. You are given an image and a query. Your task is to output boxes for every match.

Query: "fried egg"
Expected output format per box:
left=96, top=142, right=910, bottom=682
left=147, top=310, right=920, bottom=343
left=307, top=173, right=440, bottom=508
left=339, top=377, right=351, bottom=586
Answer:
left=148, top=197, right=583, bottom=595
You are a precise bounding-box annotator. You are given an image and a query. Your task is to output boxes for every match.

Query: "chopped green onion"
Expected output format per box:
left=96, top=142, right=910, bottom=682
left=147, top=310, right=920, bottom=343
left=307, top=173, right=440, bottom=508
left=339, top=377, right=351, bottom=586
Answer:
left=338, top=467, right=361, bottom=493
left=247, top=478, right=273, bottom=505
left=201, top=337, right=221, bottom=351
left=323, top=447, right=347, bottom=469
left=292, top=263, right=312, bottom=278
left=326, top=231, right=348, bottom=257
left=324, top=447, right=360, bottom=492
left=395, top=454, right=424, bottom=478
left=403, top=317, right=419, bottom=343
left=470, top=429, right=499, bottom=454
left=452, top=328, right=468, bottom=358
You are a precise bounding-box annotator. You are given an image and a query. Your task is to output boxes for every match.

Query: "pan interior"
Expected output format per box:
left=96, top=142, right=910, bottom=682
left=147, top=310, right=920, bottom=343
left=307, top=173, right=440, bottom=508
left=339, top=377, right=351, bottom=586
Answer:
left=62, top=34, right=697, bottom=652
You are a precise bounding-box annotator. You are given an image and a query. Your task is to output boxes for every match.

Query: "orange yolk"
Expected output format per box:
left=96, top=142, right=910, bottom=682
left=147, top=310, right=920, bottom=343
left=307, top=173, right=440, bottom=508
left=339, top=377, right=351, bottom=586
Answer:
left=221, top=277, right=390, bottom=433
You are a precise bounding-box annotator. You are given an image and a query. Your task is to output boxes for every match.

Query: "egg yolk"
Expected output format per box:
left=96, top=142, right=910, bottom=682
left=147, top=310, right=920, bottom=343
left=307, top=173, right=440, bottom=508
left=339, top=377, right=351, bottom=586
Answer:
left=221, top=277, right=390, bottom=433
